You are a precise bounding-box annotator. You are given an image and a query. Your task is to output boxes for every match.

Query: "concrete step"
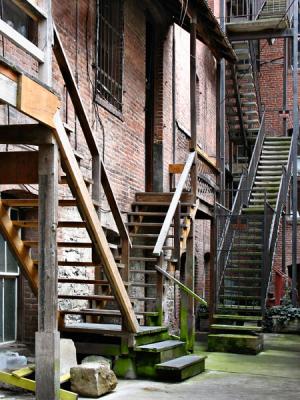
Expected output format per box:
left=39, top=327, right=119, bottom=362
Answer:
left=155, top=355, right=206, bottom=382
left=207, top=333, right=263, bottom=354
left=210, top=324, right=262, bottom=333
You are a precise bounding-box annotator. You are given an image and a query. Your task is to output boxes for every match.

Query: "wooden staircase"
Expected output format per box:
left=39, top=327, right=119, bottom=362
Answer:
left=209, top=136, right=292, bottom=354
left=0, top=28, right=215, bottom=380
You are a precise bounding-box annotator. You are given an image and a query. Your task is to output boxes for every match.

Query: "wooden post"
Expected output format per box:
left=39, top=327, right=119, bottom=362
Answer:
left=36, top=142, right=60, bottom=400
left=209, top=218, right=216, bottom=325
left=219, top=0, right=226, bottom=205
left=180, top=220, right=195, bottom=352
left=174, top=202, right=181, bottom=269
left=38, top=0, right=53, bottom=85
left=156, top=253, right=164, bottom=326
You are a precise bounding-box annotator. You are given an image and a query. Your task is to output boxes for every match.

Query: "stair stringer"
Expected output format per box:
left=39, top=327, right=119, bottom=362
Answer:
left=53, top=113, right=139, bottom=333
left=0, top=200, right=38, bottom=293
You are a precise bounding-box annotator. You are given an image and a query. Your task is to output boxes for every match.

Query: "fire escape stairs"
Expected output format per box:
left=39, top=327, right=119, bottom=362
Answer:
left=226, top=41, right=260, bottom=148
left=209, top=136, right=292, bottom=354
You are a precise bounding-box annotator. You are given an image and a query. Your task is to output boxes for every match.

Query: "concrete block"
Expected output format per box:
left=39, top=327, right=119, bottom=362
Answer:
left=207, top=333, right=264, bottom=355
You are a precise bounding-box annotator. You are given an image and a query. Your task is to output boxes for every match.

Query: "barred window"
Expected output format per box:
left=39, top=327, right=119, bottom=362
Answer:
left=96, top=0, right=124, bottom=114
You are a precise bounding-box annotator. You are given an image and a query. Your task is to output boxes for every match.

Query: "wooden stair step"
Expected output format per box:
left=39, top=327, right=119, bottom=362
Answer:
left=217, top=305, right=262, bottom=312
left=130, top=296, right=156, bottom=301
left=1, top=198, right=83, bottom=207
left=213, top=314, right=262, bottom=321
left=132, top=201, right=194, bottom=208
left=129, top=269, right=157, bottom=274
left=131, top=245, right=174, bottom=250
left=24, top=241, right=93, bottom=248
left=58, top=278, right=128, bottom=285
left=59, top=308, right=121, bottom=316
left=135, top=340, right=185, bottom=352
left=58, top=294, right=115, bottom=301
left=210, top=324, right=262, bottom=332
left=129, top=233, right=175, bottom=239
left=116, top=256, right=157, bottom=262
left=219, top=294, right=261, bottom=300
left=12, top=220, right=86, bottom=228
left=130, top=282, right=157, bottom=287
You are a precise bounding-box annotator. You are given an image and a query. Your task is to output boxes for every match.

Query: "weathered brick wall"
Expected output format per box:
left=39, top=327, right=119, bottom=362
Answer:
left=0, top=0, right=218, bottom=341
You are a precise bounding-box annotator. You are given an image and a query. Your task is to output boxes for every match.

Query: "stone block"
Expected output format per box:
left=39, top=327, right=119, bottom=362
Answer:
left=70, top=362, right=117, bottom=397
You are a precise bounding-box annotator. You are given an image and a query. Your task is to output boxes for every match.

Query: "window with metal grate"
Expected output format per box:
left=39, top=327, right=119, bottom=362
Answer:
left=95, top=0, right=124, bottom=115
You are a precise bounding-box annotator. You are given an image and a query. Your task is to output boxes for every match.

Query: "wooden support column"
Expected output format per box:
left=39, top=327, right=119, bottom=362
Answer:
left=180, top=220, right=195, bottom=352
left=35, top=141, right=60, bottom=400
left=292, top=0, right=298, bottom=307
left=209, top=218, right=216, bottom=325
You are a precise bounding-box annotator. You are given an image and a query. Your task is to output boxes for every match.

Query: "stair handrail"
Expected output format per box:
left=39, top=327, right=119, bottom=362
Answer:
left=215, top=111, right=266, bottom=307
left=153, top=151, right=196, bottom=257
left=155, top=265, right=207, bottom=306
left=217, top=111, right=266, bottom=253
left=248, top=40, right=263, bottom=119
left=263, top=138, right=293, bottom=307
left=52, top=24, right=131, bottom=248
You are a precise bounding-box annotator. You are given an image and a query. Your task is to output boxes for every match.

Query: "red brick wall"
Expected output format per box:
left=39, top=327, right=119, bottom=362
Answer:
left=0, top=0, right=218, bottom=339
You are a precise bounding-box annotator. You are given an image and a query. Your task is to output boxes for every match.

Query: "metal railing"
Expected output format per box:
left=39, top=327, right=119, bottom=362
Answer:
left=226, top=0, right=292, bottom=21
left=262, top=138, right=292, bottom=310
left=215, top=112, right=265, bottom=307
left=249, top=41, right=263, bottom=119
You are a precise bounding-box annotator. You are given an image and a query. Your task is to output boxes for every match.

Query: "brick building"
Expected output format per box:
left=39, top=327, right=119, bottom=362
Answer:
left=0, top=0, right=299, bottom=397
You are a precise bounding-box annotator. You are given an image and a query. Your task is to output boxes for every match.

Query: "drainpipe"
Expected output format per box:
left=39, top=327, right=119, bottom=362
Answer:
left=292, top=0, right=298, bottom=306
left=172, top=23, right=176, bottom=164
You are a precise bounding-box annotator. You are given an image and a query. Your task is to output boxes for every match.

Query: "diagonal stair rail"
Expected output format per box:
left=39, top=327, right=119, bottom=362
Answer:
left=262, top=138, right=292, bottom=308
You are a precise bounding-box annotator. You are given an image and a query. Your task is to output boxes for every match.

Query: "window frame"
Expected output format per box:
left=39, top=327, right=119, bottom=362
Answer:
left=95, top=0, right=124, bottom=119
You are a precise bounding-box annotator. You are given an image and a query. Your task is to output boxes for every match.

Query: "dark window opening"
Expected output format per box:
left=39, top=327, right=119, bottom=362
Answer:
left=0, top=0, right=37, bottom=43
left=95, top=0, right=124, bottom=113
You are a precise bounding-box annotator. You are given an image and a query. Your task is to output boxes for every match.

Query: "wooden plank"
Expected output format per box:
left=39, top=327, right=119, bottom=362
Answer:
left=0, top=200, right=38, bottom=293
left=153, top=152, right=195, bottom=256
left=101, top=162, right=131, bottom=246
left=0, top=151, right=38, bottom=184
left=53, top=114, right=139, bottom=333
left=0, top=73, right=17, bottom=106
left=36, top=143, right=60, bottom=400
left=0, top=63, right=18, bottom=81
left=196, top=145, right=219, bottom=173
left=18, top=75, right=60, bottom=128
left=0, top=371, right=78, bottom=400
left=53, top=25, right=98, bottom=155
left=169, top=164, right=184, bottom=174
left=12, top=365, right=35, bottom=378
left=0, top=124, right=54, bottom=145
left=0, top=19, right=44, bottom=63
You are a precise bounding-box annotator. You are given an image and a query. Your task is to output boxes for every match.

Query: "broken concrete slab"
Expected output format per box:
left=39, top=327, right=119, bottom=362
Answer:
left=70, top=362, right=117, bottom=397
left=60, top=339, right=77, bottom=375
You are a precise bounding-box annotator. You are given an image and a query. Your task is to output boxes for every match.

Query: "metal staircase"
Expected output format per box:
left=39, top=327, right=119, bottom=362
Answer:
left=209, top=132, right=292, bottom=353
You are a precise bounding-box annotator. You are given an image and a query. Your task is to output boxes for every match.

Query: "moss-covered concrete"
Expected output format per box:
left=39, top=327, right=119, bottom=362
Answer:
left=207, top=333, right=263, bottom=354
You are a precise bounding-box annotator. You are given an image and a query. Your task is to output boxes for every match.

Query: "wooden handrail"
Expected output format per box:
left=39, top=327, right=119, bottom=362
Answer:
left=101, top=162, right=132, bottom=247
left=155, top=265, right=207, bottom=306
left=53, top=24, right=130, bottom=245
left=196, top=145, right=220, bottom=175
left=153, top=151, right=196, bottom=256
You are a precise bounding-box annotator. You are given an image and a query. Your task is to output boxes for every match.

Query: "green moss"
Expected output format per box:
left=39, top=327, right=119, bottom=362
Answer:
left=207, top=333, right=263, bottom=355
left=113, top=357, right=136, bottom=379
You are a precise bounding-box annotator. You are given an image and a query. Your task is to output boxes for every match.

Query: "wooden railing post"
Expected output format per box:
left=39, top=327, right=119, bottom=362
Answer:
left=174, top=202, right=181, bottom=269
left=92, top=154, right=101, bottom=219
left=180, top=220, right=195, bottom=352
left=156, top=253, right=164, bottom=326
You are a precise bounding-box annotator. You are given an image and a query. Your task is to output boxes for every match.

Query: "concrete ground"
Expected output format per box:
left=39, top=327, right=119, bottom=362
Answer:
left=0, top=333, right=299, bottom=400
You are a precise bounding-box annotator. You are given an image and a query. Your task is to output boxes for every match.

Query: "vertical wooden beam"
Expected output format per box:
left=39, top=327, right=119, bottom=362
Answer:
left=180, top=220, right=195, bottom=352
left=38, top=0, right=53, bottom=85
left=35, top=142, right=60, bottom=400
left=292, top=0, right=298, bottom=306
left=156, top=253, right=164, bottom=326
